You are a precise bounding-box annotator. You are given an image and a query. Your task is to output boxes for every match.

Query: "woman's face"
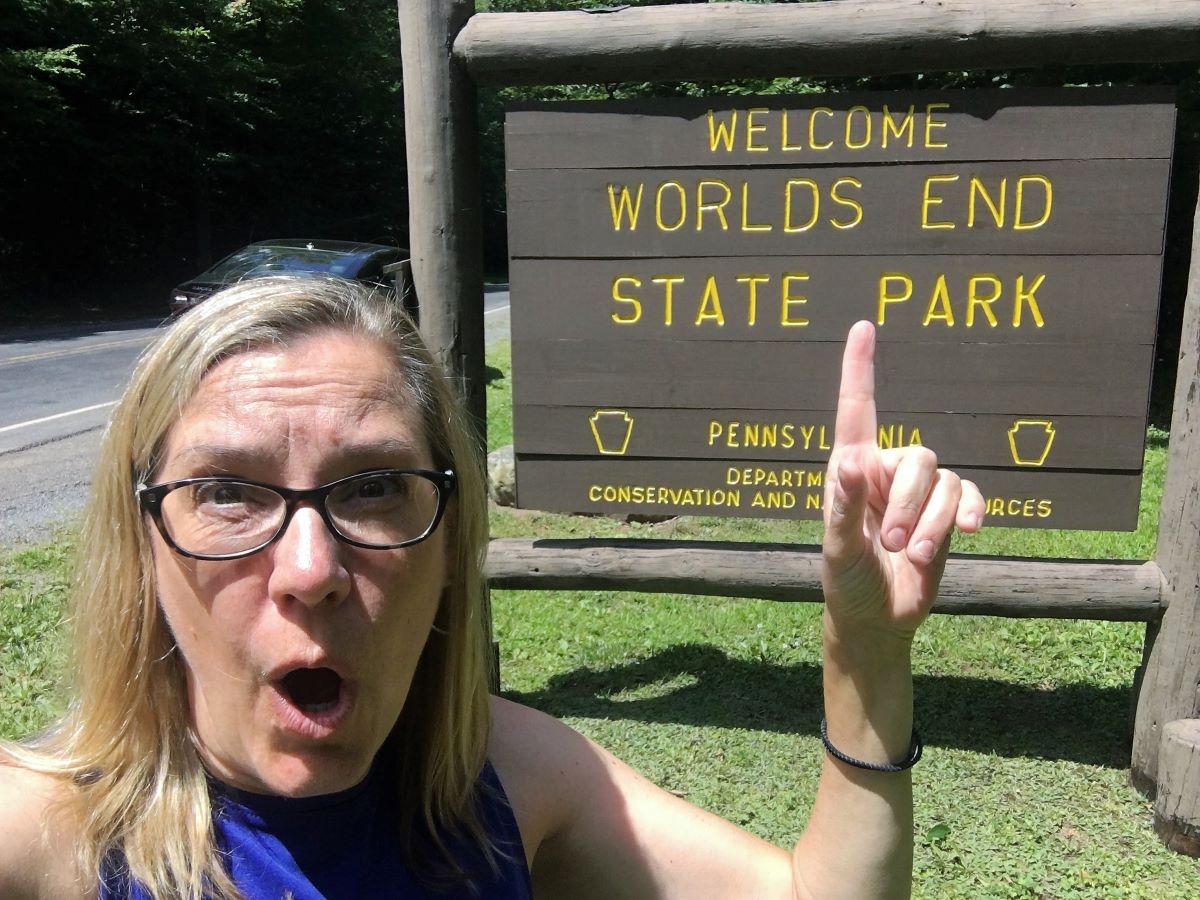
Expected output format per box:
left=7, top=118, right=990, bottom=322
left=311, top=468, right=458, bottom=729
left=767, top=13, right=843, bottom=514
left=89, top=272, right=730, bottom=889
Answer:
left=149, top=330, right=448, bottom=797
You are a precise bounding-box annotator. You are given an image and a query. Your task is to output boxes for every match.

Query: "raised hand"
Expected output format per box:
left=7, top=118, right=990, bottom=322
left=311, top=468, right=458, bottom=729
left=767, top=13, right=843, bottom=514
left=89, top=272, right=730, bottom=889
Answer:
left=822, top=321, right=985, bottom=642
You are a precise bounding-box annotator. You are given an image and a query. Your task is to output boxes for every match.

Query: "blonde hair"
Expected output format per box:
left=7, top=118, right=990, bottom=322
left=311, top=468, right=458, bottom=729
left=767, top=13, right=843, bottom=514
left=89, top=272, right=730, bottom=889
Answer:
left=2, top=276, right=493, bottom=897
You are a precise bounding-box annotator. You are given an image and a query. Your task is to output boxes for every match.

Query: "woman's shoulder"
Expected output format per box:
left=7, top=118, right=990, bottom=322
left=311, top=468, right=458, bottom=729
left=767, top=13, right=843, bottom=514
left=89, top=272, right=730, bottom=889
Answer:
left=0, top=758, right=91, bottom=898
left=486, top=696, right=601, bottom=867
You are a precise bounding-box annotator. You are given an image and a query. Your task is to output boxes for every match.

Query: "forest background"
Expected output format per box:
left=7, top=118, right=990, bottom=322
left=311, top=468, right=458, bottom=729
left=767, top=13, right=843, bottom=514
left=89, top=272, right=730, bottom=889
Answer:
left=2, top=0, right=1199, bottom=416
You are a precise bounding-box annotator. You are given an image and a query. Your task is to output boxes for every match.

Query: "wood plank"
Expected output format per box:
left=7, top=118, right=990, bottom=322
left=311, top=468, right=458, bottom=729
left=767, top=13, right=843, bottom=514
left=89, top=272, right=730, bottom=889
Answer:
left=510, top=339, right=1155, bottom=418
left=507, top=160, right=1170, bottom=258
left=513, top=458, right=1143, bottom=531
left=512, top=406, right=1148, bottom=470
left=506, top=89, right=1176, bottom=169
left=486, top=538, right=1164, bottom=622
left=458, top=1, right=1200, bottom=85
left=509, top=256, right=1162, bottom=345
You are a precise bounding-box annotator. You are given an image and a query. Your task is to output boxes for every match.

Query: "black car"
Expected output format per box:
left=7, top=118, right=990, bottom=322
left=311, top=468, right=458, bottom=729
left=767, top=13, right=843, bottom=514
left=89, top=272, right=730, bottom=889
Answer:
left=170, top=239, right=409, bottom=315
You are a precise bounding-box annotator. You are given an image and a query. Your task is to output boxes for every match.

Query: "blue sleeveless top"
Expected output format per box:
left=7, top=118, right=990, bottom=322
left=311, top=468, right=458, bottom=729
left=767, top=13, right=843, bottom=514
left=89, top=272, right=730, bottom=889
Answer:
left=99, top=761, right=532, bottom=899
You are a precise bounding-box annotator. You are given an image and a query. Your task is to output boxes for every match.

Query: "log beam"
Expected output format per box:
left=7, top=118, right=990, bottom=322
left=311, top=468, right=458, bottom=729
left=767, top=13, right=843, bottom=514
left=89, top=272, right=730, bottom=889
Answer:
left=1132, top=175, right=1200, bottom=796
left=1153, top=719, right=1200, bottom=856
left=457, top=0, right=1200, bottom=86
left=486, top=538, right=1163, bottom=621
left=398, top=0, right=486, bottom=425
left=398, top=0, right=495, bottom=688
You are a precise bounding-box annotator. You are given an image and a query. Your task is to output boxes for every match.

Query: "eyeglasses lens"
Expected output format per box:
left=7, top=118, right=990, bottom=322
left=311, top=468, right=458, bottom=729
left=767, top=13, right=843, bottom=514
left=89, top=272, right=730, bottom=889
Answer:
left=157, top=472, right=442, bottom=557
left=160, top=481, right=283, bottom=557
left=326, top=472, right=440, bottom=547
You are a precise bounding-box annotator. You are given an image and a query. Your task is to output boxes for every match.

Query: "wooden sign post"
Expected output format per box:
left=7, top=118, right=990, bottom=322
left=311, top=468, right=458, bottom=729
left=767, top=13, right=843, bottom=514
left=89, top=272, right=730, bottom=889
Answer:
left=506, top=90, right=1175, bottom=530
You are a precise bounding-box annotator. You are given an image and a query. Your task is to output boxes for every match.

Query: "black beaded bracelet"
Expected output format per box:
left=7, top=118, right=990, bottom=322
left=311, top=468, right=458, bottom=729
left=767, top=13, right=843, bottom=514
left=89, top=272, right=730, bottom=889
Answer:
left=820, top=718, right=923, bottom=772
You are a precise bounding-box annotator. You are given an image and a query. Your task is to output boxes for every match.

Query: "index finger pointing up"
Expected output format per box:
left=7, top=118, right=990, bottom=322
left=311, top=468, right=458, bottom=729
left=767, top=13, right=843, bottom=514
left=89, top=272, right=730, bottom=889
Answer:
left=833, top=320, right=878, bottom=449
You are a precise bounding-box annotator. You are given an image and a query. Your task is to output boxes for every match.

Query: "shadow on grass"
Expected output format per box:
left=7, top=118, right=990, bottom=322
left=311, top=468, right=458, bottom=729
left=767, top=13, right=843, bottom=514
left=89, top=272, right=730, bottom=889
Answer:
left=504, top=643, right=1133, bottom=769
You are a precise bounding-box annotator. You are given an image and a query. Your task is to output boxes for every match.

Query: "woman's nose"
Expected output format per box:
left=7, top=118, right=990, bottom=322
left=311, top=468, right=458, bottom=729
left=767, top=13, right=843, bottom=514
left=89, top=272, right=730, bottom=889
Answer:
left=267, top=506, right=352, bottom=608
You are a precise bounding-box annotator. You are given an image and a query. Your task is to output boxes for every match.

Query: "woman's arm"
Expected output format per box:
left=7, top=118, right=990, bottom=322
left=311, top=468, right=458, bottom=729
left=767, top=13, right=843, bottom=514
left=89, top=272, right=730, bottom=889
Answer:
left=0, top=761, right=89, bottom=899
left=492, top=321, right=983, bottom=899
left=795, top=321, right=983, bottom=897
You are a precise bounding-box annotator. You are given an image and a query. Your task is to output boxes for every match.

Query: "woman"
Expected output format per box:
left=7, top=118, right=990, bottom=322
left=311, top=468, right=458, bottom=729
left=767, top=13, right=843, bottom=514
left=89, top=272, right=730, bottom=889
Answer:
left=0, top=275, right=983, bottom=898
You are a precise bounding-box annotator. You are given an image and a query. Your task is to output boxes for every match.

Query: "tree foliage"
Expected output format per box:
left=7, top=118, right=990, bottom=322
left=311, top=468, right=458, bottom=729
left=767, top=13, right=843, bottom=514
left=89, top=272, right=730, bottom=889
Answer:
left=1, top=0, right=407, bottom=314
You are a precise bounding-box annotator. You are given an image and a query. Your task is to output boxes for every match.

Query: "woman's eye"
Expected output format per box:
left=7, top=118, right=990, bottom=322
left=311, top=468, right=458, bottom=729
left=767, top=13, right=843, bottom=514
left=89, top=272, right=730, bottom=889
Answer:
left=355, top=475, right=408, bottom=500
left=195, top=483, right=246, bottom=506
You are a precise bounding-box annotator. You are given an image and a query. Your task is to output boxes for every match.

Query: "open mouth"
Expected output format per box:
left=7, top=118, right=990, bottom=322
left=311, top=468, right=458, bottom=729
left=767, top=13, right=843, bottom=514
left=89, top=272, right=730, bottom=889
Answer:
left=280, top=667, right=343, bottom=714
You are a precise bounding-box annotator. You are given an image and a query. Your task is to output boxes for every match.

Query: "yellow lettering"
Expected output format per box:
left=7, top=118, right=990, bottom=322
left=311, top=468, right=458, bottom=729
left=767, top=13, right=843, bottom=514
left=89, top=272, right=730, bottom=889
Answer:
left=780, top=424, right=795, bottom=449
left=878, top=424, right=895, bottom=449
left=740, top=182, right=773, bottom=232
left=922, top=174, right=958, bottom=229
left=589, top=485, right=601, bottom=501
left=809, top=107, right=834, bottom=150
left=844, top=105, right=872, bottom=149
left=695, top=276, right=726, bottom=326
left=882, top=104, right=915, bottom=148
left=781, top=274, right=810, bottom=326
left=708, top=421, right=723, bottom=446
left=607, top=183, right=644, bottom=230
left=968, top=176, right=1006, bottom=228
left=830, top=177, right=864, bottom=230
left=984, top=496, right=1051, bottom=518
left=696, top=179, right=732, bottom=231
left=655, top=181, right=686, bottom=231
left=1014, top=175, right=1053, bottom=230
left=878, top=273, right=913, bottom=325
left=784, top=179, right=820, bottom=232
left=736, top=274, right=768, bottom=326
left=805, top=492, right=822, bottom=510
left=781, top=109, right=804, bottom=151
left=611, top=276, right=643, bottom=324
left=924, top=102, right=950, bottom=148
left=652, top=275, right=684, bottom=325
left=706, top=109, right=737, bottom=152
left=967, top=275, right=1001, bottom=327
left=1013, top=273, right=1046, bottom=327
left=745, top=108, right=769, bottom=151
left=923, top=274, right=954, bottom=327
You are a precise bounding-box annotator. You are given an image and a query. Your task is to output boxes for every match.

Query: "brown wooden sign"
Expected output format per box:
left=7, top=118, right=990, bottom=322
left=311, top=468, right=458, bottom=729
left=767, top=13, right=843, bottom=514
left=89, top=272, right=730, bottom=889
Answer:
left=504, top=89, right=1175, bottom=530
left=513, top=407, right=1147, bottom=471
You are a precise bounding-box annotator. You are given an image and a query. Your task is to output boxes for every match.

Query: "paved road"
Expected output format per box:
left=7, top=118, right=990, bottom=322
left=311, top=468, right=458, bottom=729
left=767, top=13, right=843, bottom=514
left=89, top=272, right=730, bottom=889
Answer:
left=0, top=290, right=510, bottom=548
left=0, top=320, right=165, bottom=546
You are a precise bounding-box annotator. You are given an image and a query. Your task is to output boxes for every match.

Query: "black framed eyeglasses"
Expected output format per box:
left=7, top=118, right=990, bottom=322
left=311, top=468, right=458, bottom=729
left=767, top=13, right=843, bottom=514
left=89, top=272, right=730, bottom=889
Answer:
left=136, top=468, right=456, bottom=561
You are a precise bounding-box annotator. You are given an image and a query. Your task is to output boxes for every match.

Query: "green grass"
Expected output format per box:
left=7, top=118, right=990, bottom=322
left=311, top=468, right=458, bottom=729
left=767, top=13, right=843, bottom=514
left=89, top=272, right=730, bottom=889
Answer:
left=0, top=535, right=72, bottom=738
left=484, top=337, right=1198, bottom=896
left=0, top=342, right=1193, bottom=896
